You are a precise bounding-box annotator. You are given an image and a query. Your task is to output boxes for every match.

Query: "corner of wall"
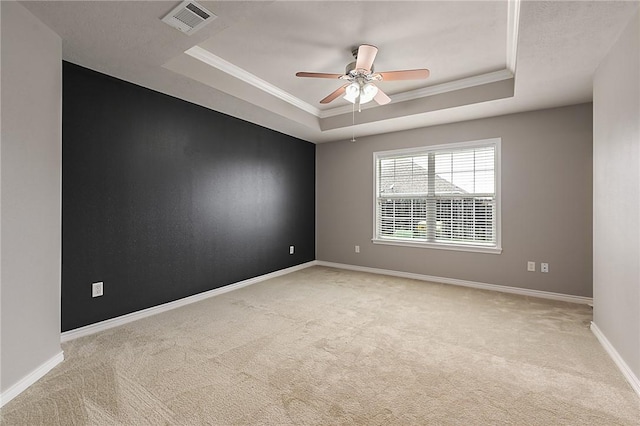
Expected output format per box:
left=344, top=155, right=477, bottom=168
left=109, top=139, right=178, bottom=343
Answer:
left=592, top=7, right=640, bottom=393
left=0, top=0, right=63, bottom=403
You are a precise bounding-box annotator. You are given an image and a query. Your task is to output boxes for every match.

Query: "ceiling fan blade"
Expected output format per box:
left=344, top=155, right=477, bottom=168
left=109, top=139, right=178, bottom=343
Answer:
left=296, top=72, right=344, bottom=79
left=355, top=44, right=378, bottom=72
left=373, top=88, right=391, bottom=105
left=378, top=69, right=430, bottom=81
left=320, top=84, right=349, bottom=104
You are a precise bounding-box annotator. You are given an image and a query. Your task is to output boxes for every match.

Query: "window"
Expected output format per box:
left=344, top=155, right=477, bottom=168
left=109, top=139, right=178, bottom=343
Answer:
left=373, top=139, right=501, bottom=253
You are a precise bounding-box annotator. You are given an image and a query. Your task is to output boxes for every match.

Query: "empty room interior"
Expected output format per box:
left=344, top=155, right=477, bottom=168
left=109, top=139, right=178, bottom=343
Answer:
left=1, top=0, right=639, bottom=424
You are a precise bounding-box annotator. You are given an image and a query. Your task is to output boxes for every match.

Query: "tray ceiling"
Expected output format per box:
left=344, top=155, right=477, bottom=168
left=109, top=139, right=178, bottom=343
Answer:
left=19, top=1, right=639, bottom=143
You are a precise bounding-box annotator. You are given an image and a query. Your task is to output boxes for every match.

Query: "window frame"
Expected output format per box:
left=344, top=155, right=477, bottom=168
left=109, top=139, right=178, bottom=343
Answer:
left=372, top=138, right=502, bottom=254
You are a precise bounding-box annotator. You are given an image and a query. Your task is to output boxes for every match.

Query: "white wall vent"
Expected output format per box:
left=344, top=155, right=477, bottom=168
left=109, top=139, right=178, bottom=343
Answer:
left=161, top=1, right=216, bottom=36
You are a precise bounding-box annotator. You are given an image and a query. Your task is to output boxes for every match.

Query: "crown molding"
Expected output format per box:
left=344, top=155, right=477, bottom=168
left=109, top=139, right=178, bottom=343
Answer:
left=185, top=46, right=322, bottom=117
left=507, top=0, right=521, bottom=74
left=186, top=0, right=520, bottom=121
left=318, top=69, right=514, bottom=118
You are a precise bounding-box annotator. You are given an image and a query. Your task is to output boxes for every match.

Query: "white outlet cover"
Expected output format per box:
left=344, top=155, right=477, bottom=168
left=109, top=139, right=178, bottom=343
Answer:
left=527, top=261, right=535, bottom=272
left=289, top=245, right=294, bottom=255
left=92, top=282, right=103, bottom=297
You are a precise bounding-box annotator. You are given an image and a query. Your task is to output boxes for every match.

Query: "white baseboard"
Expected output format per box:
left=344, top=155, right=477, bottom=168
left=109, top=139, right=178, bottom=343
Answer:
left=0, top=351, right=64, bottom=408
left=8, top=261, right=600, bottom=410
left=61, top=261, right=316, bottom=342
left=315, top=261, right=593, bottom=305
left=62, top=260, right=593, bottom=343
left=590, top=322, right=640, bottom=398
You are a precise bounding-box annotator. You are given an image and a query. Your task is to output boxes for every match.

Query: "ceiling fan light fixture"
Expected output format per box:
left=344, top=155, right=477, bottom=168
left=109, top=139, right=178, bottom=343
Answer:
left=343, top=81, right=378, bottom=105
left=360, top=82, right=379, bottom=104
left=343, top=82, right=360, bottom=103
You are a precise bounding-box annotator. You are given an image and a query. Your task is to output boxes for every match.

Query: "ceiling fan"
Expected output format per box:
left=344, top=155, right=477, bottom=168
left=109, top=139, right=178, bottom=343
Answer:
left=296, top=44, right=430, bottom=109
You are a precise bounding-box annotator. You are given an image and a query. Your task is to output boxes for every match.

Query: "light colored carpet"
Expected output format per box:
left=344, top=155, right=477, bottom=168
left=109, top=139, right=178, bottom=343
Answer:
left=2, top=266, right=639, bottom=425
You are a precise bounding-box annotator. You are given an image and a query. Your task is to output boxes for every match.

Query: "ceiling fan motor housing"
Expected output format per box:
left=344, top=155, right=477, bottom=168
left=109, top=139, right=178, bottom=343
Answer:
left=346, top=61, right=374, bottom=76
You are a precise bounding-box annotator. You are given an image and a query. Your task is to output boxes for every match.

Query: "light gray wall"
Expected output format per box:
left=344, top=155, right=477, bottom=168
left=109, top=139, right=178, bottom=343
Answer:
left=1, top=2, right=62, bottom=394
left=593, top=9, right=640, bottom=380
left=317, top=103, right=593, bottom=297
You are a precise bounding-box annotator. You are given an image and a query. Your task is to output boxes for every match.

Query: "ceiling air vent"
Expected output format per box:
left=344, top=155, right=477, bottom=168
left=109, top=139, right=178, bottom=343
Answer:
left=161, top=1, right=216, bottom=36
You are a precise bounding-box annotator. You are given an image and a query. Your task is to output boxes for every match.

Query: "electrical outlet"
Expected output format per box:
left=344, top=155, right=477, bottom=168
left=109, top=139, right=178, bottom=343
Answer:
left=289, top=245, right=294, bottom=255
left=541, top=263, right=549, bottom=273
left=355, top=245, right=360, bottom=253
left=92, top=282, right=103, bottom=298
left=527, top=261, right=536, bottom=272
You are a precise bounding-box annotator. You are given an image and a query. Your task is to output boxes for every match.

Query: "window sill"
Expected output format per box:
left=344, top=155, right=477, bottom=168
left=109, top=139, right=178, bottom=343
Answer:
left=371, top=238, right=502, bottom=254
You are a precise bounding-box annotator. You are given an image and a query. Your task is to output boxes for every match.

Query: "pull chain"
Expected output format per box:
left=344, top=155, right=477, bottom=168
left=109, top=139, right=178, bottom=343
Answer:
left=350, top=102, right=356, bottom=142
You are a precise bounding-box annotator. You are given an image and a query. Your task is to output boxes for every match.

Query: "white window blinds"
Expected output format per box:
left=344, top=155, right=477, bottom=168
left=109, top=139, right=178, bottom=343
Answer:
left=374, top=139, right=500, bottom=252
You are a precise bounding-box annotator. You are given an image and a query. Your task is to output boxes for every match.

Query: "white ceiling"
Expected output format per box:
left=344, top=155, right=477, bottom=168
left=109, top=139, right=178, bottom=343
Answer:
left=20, top=1, right=639, bottom=143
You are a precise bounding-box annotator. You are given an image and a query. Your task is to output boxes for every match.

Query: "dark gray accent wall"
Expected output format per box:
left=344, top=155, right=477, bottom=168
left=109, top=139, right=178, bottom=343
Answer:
left=62, top=62, right=315, bottom=332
